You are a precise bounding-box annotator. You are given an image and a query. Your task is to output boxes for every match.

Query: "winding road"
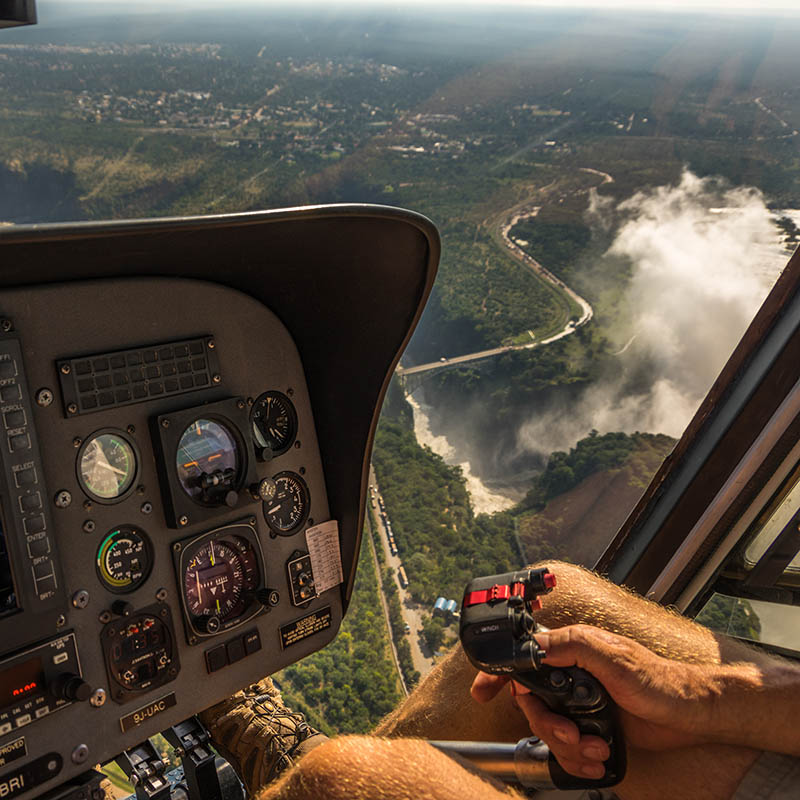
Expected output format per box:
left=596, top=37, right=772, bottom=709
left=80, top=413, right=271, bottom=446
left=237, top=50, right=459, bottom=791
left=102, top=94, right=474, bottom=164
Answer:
left=398, top=170, right=605, bottom=377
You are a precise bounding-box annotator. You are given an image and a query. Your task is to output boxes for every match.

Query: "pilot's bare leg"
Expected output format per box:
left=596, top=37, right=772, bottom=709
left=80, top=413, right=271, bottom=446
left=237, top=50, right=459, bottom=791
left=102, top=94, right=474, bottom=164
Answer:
left=257, top=736, right=524, bottom=800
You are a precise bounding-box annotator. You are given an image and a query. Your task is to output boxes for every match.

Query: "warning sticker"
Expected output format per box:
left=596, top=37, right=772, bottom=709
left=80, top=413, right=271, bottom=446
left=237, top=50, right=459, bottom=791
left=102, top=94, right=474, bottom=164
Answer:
left=305, top=520, right=343, bottom=595
left=280, top=606, right=332, bottom=649
left=0, top=738, right=25, bottom=770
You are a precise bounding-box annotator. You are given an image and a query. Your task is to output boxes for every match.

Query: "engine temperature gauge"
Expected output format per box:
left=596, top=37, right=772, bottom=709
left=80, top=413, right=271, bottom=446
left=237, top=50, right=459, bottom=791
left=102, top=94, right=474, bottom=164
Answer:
left=263, top=472, right=310, bottom=535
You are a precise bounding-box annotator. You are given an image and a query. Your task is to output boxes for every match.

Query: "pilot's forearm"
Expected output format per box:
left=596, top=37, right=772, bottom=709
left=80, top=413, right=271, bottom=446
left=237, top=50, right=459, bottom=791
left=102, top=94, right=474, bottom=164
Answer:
left=702, top=658, right=800, bottom=757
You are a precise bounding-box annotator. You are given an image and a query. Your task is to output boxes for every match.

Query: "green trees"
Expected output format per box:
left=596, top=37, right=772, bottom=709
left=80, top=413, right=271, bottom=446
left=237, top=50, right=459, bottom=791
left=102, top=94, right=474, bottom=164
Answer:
left=275, top=533, right=402, bottom=735
left=519, top=430, right=674, bottom=511
left=695, top=594, right=762, bottom=641
left=420, top=615, right=446, bottom=652
left=372, top=416, right=520, bottom=604
left=509, top=217, right=592, bottom=284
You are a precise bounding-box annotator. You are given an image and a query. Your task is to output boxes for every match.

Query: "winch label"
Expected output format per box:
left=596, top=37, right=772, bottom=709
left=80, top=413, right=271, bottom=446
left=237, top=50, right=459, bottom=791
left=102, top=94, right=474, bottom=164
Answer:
left=119, top=692, right=177, bottom=733
left=0, top=739, right=25, bottom=770
left=280, top=606, right=332, bottom=649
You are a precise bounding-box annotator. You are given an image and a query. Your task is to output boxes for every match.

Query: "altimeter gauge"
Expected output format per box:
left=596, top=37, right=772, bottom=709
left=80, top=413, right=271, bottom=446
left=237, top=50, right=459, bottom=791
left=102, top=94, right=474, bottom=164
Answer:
left=263, top=472, right=310, bottom=535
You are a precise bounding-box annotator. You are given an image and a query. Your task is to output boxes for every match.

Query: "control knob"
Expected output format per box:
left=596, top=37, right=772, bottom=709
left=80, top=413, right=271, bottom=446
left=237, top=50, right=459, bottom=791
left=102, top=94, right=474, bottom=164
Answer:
left=49, top=673, right=92, bottom=703
left=256, top=588, right=281, bottom=609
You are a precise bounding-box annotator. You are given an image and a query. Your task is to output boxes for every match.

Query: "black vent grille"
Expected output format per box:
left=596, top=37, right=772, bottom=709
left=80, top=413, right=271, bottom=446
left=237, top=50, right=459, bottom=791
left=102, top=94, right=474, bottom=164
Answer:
left=57, top=336, right=221, bottom=416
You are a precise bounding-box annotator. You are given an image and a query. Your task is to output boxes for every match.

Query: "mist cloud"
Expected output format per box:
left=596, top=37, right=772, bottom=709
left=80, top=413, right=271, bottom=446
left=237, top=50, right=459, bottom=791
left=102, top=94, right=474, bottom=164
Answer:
left=517, top=169, right=792, bottom=458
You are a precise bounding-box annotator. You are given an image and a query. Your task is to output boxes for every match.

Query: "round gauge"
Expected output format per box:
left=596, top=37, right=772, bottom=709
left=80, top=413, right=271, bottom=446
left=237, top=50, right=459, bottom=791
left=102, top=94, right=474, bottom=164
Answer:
left=96, top=526, right=152, bottom=593
left=182, top=535, right=261, bottom=633
left=78, top=430, right=138, bottom=502
left=251, top=391, right=298, bottom=457
left=263, top=472, right=310, bottom=535
left=176, top=418, right=242, bottom=505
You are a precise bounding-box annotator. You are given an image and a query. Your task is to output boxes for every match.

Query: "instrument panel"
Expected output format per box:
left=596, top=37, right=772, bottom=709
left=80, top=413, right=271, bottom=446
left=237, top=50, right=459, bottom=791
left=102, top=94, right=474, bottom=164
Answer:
left=0, top=277, right=341, bottom=798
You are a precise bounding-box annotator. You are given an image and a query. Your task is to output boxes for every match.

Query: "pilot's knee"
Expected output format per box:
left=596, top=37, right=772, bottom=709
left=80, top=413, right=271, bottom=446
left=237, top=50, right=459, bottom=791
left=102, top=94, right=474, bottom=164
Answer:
left=528, top=559, right=595, bottom=593
left=282, top=736, right=376, bottom=799
left=526, top=560, right=605, bottom=623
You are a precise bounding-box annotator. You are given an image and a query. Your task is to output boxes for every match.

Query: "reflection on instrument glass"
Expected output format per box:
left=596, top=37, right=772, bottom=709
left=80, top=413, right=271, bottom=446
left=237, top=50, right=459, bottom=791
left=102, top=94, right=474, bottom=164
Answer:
left=78, top=431, right=137, bottom=501
left=181, top=532, right=261, bottom=636
left=176, top=418, right=242, bottom=505
left=96, top=526, right=152, bottom=594
left=251, top=391, right=297, bottom=457
left=263, top=472, right=310, bottom=535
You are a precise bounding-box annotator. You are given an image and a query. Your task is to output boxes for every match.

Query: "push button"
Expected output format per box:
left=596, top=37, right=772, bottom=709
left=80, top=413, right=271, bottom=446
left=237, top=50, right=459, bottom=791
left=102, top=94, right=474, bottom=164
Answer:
left=32, top=559, right=54, bottom=580
left=205, top=645, right=228, bottom=673
left=24, top=515, right=46, bottom=534
left=3, top=409, right=25, bottom=429
left=20, top=493, right=42, bottom=512
left=0, top=384, right=20, bottom=402
left=8, top=433, right=30, bottom=452
left=243, top=630, right=262, bottom=655
left=35, top=576, right=57, bottom=596
left=27, top=537, right=50, bottom=558
left=14, top=467, right=37, bottom=487
left=0, top=360, right=17, bottom=380
left=226, top=638, right=246, bottom=664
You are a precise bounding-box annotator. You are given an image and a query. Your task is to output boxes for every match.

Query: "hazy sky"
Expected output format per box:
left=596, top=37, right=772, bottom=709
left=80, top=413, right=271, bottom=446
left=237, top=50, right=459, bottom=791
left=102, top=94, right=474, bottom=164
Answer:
left=67, top=0, right=800, bottom=11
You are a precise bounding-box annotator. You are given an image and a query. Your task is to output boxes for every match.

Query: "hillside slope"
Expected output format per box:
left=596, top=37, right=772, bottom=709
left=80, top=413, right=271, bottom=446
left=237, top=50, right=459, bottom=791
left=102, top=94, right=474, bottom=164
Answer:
left=517, top=433, right=675, bottom=567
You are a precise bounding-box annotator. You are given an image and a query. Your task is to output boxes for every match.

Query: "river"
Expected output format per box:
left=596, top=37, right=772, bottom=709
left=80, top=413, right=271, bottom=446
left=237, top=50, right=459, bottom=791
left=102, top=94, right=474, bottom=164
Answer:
left=406, top=390, right=520, bottom=514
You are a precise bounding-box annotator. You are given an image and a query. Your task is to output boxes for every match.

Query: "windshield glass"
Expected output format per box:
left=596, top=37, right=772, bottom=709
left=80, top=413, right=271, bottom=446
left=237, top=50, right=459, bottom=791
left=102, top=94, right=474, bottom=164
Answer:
left=2, top=0, right=798, bottom=727
left=745, top=468, right=800, bottom=573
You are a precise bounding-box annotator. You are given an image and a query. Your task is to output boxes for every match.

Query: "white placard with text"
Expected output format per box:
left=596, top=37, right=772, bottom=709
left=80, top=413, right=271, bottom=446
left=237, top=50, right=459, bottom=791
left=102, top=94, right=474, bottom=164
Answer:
left=305, top=520, right=344, bottom=595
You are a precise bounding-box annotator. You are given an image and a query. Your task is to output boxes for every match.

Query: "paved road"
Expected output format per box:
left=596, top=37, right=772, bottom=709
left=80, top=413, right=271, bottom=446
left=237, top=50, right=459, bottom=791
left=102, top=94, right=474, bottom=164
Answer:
left=369, top=466, right=436, bottom=680
left=364, top=516, right=409, bottom=696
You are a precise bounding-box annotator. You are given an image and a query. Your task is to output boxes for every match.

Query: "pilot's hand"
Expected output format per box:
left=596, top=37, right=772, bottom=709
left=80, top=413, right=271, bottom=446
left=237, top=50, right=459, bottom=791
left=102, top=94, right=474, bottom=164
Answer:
left=471, top=624, right=714, bottom=780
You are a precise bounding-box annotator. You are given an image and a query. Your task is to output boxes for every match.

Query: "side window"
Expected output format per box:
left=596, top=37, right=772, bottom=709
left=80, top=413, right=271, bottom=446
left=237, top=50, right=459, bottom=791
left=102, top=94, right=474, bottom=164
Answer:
left=694, top=464, right=800, bottom=655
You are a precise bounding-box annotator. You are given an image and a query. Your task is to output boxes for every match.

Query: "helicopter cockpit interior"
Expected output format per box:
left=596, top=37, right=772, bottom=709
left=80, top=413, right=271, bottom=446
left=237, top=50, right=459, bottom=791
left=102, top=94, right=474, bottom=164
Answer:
left=0, top=204, right=439, bottom=800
